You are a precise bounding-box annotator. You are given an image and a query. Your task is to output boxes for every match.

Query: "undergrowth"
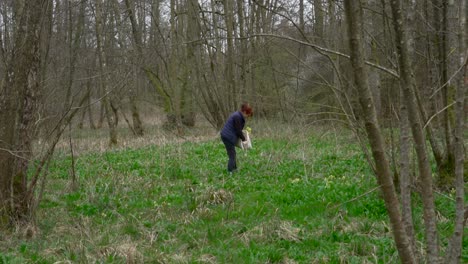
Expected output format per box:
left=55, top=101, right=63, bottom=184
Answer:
left=0, top=122, right=466, bottom=263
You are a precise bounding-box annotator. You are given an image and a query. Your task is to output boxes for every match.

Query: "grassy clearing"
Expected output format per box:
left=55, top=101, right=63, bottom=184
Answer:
left=0, top=121, right=466, bottom=263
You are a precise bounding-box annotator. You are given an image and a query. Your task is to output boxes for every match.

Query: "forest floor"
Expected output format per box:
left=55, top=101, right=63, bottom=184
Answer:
left=0, top=118, right=467, bottom=263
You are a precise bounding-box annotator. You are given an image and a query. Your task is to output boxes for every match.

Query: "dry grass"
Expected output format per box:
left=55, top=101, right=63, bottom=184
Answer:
left=199, top=189, right=234, bottom=206
left=240, top=219, right=302, bottom=245
left=197, top=254, right=218, bottom=264
left=35, top=113, right=218, bottom=157
left=98, top=242, right=142, bottom=264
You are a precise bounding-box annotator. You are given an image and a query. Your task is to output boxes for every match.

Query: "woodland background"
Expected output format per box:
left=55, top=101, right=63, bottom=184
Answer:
left=0, top=0, right=467, bottom=263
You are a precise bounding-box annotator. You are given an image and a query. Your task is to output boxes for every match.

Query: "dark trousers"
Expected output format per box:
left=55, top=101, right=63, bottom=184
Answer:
left=221, top=136, right=237, bottom=172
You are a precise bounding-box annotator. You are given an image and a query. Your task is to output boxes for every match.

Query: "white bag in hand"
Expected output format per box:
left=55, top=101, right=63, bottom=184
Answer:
left=236, top=130, right=252, bottom=150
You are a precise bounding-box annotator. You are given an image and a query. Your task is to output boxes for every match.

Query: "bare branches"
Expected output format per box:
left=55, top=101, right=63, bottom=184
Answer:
left=248, top=33, right=400, bottom=78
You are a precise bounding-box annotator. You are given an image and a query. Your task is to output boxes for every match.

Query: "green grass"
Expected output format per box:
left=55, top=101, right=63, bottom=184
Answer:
left=0, top=124, right=466, bottom=263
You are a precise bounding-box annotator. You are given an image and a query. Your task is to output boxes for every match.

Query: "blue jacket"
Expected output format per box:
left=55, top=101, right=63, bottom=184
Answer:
left=221, top=111, right=246, bottom=145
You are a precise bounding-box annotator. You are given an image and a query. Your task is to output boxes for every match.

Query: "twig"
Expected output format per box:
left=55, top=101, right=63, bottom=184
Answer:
left=429, top=56, right=468, bottom=99
left=423, top=101, right=456, bottom=130
left=0, top=148, right=32, bottom=161
left=69, top=123, right=77, bottom=189
left=328, top=186, right=380, bottom=210
left=248, top=33, right=400, bottom=78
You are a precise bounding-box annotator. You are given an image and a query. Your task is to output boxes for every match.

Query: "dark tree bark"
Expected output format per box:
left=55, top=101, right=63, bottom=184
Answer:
left=0, top=0, right=50, bottom=224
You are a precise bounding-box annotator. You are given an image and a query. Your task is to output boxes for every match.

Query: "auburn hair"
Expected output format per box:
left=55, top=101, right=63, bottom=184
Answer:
left=241, top=103, right=253, bottom=116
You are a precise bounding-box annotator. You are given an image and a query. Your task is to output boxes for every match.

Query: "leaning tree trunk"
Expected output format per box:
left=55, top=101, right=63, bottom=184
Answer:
left=343, top=1, right=415, bottom=263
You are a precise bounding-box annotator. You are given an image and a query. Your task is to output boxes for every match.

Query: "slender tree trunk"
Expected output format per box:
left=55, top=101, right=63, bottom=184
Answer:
left=123, top=0, right=145, bottom=136
left=440, top=1, right=454, bottom=167
left=389, top=0, right=440, bottom=262
left=313, top=0, right=324, bottom=43
left=78, top=89, right=91, bottom=129
left=237, top=0, right=248, bottom=98
left=194, top=2, right=228, bottom=129
left=87, top=96, right=96, bottom=130
left=64, top=0, right=84, bottom=109
left=343, top=1, right=416, bottom=263
left=399, top=89, right=417, bottom=260
left=85, top=62, right=97, bottom=130
left=94, top=0, right=117, bottom=145
left=423, top=0, right=445, bottom=168
left=399, top=2, right=417, bottom=258
left=150, top=0, right=160, bottom=44
left=98, top=95, right=105, bottom=128
left=427, top=0, right=456, bottom=188
left=445, top=0, right=466, bottom=262
left=223, top=0, right=237, bottom=111
left=181, top=0, right=200, bottom=127
left=162, top=0, right=182, bottom=130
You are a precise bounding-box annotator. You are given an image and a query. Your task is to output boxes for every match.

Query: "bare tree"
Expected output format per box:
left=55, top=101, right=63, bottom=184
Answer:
left=94, top=0, right=118, bottom=145
left=343, top=0, right=416, bottom=262
left=123, top=0, right=145, bottom=136
left=389, top=0, right=441, bottom=261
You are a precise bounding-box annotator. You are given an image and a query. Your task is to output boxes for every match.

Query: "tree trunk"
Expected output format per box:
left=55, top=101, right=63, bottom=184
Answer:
left=163, top=0, right=182, bottom=131
left=313, top=0, right=324, bottom=43
left=0, top=0, right=50, bottom=224
left=123, top=0, right=145, bottom=136
left=445, top=0, right=466, bottom=262
left=428, top=0, right=456, bottom=188
left=192, top=1, right=227, bottom=129
left=343, top=1, right=416, bottom=263
left=389, top=0, right=440, bottom=262
left=64, top=0, right=85, bottom=110
left=223, top=0, right=237, bottom=111
left=150, top=0, right=160, bottom=44
left=181, top=0, right=201, bottom=128
left=399, top=87, right=418, bottom=260
left=237, top=0, right=248, bottom=98
left=94, top=0, right=117, bottom=146
left=440, top=1, right=454, bottom=167
left=399, top=1, right=417, bottom=258
left=423, top=0, right=445, bottom=169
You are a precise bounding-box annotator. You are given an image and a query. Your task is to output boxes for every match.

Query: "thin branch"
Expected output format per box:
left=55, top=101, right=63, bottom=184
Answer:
left=328, top=186, right=380, bottom=210
left=423, top=101, right=457, bottom=130
left=429, top=56, right=468, bottom=99
left=0, top=148, right=32, bottom=162
left=434, top=190, right=456, bottom=202
left=248, top=33, right=400, bottom=78
left=187, top=32, right=400, bottom=79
